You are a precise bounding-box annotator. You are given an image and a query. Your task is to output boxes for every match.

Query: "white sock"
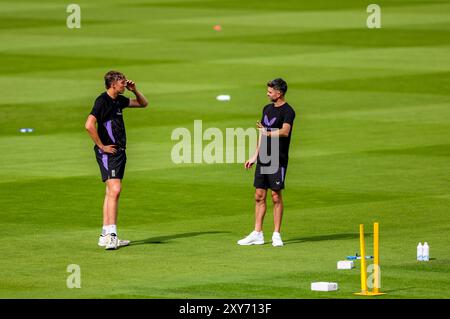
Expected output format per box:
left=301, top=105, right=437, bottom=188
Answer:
left=273, top=232, right=280, bottom=236
left=103, top=225, right=117, bottom=236
left=109, top=224, right=117, bottom=236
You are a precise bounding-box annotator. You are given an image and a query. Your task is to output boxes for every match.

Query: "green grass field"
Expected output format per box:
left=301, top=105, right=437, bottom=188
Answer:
left=1, top=0, right=450, bottom=299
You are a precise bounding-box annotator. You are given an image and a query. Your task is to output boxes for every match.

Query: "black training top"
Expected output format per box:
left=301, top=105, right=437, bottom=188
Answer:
left=90, top=92, right=130, bottom=149
left=257, top=102, right=296, bottom=167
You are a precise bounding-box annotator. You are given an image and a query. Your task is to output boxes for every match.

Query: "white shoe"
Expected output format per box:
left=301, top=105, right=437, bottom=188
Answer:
left=237, top=231, right=264, bottom=245
left=272, top=232, right=284, bottom=247
left=99, top=234, right=130, bottom=249
left=98, top=235, right=108, bottom=247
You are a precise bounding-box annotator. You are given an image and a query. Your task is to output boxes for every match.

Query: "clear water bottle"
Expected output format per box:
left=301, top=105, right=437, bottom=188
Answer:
left=417, top=242, right=423, bottom=261
left=423, top=242, right=429, bottom=261
left=19, top=128, right=34, bottom=133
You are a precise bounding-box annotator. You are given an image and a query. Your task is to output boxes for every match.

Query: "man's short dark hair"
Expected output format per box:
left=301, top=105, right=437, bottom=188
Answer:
left=267, top=78, right=288, bottom=95
left=105, top=71, right=126, bottom=89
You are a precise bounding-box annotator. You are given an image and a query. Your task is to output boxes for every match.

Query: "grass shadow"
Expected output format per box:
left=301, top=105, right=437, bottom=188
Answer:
left=130, top=231, right=229, bottom=245
left=284, top=233, right=368, bottom=245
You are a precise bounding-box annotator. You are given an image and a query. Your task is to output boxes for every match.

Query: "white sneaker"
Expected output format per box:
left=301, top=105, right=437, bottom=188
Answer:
left=99, top=234, right=130, bottom=249
left=272, top=232, right=284, bottom=247
left=237, top=231, right=264, bottom=245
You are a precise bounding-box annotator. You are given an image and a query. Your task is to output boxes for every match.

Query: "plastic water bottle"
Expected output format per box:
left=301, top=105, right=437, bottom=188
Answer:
left=423, top=242, right=429, bottom=261
left=19, top=128, right=34, bottom=133
left=417, top=242, right=423, bottom=261
left=346, top=255, right=374, bottom=260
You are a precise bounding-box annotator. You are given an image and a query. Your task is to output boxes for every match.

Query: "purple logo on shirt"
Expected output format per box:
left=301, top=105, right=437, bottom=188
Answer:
left=263, top=115, right=277, bottom=127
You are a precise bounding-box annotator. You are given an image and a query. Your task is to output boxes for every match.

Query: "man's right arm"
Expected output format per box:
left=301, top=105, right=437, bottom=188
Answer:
left=85, top=115, right=116, bottom=154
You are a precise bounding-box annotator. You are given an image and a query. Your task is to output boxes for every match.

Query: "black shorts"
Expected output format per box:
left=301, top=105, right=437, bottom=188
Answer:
left=253, top=163, right=287, bottom=190
left=94, top=146, right=126, bottom=182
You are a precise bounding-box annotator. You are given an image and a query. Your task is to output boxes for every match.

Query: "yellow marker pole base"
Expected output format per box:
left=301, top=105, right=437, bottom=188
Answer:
left=354, top=291, right=386, bottom=296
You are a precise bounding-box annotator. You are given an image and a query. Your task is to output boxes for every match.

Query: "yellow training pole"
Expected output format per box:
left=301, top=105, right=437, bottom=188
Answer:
left=373, top=222, right=380, bottom=293
left=355, top=222, right=386, bottom=296
left=359, top=224, right=367, bottom=294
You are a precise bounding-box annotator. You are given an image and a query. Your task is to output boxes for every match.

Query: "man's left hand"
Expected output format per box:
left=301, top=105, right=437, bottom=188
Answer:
left=126, top=80, right=136, bottom=92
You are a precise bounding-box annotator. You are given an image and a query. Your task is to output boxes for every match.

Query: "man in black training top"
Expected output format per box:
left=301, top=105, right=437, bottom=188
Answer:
left=85, top=71, right=148, bottom=250
left=238, top=78, right=295, bottom=247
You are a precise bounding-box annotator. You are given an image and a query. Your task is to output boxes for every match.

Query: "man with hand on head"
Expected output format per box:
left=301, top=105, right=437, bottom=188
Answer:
left=85, top=71, right=148, bottom=250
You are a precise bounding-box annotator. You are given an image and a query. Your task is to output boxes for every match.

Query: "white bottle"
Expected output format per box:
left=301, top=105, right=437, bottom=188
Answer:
left=423, top=242, right=429, bottom=261
left=417, top=242, right=423, bottom=261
